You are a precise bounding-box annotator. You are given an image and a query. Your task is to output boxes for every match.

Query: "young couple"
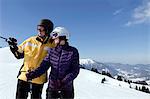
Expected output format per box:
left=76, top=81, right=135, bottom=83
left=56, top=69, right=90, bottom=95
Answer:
left=8, top=19, right=80, bottom=99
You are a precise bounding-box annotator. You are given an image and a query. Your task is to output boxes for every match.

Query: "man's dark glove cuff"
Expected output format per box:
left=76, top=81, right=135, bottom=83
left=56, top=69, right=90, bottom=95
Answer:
left=26, top=72, right=34, bottom=81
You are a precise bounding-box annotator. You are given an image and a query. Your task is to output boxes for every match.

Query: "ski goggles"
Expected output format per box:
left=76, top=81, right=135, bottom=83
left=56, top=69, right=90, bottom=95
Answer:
left=51, top=32, right=67, bottom=40
left=51, top=32, right=59, bottom=39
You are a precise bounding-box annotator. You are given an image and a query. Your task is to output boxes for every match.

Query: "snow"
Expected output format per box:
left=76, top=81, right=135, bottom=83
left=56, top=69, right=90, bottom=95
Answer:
left=75, top=70, right=150, bottom=99
left=0, top=47, right=150, bottom=99
left=80, top=58, right=95, bottom=64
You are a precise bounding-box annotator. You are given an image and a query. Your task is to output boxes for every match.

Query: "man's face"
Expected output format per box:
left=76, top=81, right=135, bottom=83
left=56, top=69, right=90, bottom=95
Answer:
left=37, top=26, right=46, bottom=37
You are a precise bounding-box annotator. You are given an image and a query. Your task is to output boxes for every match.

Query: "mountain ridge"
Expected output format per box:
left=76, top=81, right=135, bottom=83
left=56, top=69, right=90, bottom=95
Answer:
left=80, top=58, right=150, bottom=84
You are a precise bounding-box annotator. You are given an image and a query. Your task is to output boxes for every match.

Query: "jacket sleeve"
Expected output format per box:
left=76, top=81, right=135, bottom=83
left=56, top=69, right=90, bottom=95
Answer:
left=10, top=37, right=31, bottom=59
left=61, top=48, right=80, bottom=84
left=27, top=49, right=51, bottom=79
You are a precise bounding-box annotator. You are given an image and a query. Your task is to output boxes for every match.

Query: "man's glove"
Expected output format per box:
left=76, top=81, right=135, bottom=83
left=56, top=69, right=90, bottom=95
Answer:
left=7, top=37, right=18, bottom=51
left=26, top=72, right=34, bottom=82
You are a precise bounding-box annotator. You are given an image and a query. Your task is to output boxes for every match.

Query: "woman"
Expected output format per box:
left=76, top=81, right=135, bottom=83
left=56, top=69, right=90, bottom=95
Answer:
left=26, top=27, right=80, bottom=99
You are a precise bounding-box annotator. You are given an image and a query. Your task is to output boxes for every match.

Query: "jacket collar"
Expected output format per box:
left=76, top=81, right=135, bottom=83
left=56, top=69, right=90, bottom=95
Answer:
left=55, top=42, right=69, bottom=52
left=36, top=36, right=49, bottom=44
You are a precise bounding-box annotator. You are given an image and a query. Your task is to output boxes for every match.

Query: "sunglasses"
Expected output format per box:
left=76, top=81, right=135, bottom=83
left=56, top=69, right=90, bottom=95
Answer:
left=37, top=26, right=45, bottom=32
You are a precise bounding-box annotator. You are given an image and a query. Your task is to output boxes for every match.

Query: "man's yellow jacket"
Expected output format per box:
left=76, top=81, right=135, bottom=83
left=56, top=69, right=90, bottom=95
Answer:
left=17, top=36, right=55, bottom=84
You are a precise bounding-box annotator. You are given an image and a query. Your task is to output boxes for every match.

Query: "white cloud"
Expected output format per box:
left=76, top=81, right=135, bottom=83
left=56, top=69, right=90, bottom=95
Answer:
left=113, top=9, right=123, bottom=15
left=126, top=0, right=150, bottom=26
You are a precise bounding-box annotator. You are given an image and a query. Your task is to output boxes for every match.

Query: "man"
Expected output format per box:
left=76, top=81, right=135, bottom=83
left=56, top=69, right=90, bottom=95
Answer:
left=8, top=19, right=55, bottom=99
left=26, top=27, right=80, bottom=99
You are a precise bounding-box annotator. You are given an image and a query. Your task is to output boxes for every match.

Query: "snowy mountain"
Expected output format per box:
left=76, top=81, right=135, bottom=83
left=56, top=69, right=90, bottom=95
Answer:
left=0, top=47, right=150, bottom=99
left=80, top=59, right=150, bottom=84
left=80, top=59, right=118, bottom=75
left=105, top=63, right=150, bottom=81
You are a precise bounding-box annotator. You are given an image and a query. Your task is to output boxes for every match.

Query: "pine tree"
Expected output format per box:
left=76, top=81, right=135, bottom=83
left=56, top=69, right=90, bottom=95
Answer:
left=139, top=86, right=141, bottom=91
left=146, top=87, right=149, bottom=93
left=124, top=79, right=127, bottom=82
left=135, top=86, right=138, bottom=90
left=101, top=78, right=106, bottom=83
left=91, top=68, right=99, bottom=73
left=127, top=80, right=131, bottom=84
left=129, top=85, right=131, bottom=88
left=106, top=72, right=113, bottom=78
left=142, top=86, right=146, bottom=92
left=117, top=75, right=123, bottom=81
left=79, top=65, right=85, bottom=69
left=102, top=70, right=106, bottom=75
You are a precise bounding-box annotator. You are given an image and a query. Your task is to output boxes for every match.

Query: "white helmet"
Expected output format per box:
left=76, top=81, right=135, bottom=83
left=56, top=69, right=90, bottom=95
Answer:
left=51, top=27, right=69, bottom=39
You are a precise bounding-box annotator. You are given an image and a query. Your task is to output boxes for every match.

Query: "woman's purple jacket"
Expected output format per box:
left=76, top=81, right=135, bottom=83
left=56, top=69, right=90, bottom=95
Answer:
left=27, top=43, right=80, bottom=90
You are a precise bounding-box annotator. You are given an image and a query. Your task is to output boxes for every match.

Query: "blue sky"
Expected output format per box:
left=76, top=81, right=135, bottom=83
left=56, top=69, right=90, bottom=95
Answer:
left=0, top=0, right=150, bottom=64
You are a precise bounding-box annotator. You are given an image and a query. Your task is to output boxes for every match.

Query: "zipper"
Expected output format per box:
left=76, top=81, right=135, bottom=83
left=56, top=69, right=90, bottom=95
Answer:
left=57, top=49, right=62, bottom=80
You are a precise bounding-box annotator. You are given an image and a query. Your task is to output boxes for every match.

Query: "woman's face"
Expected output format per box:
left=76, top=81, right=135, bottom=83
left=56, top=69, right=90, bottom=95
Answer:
left=53, top=37, right=66, bottom=45
left=54, top=37, right=60, bottom=45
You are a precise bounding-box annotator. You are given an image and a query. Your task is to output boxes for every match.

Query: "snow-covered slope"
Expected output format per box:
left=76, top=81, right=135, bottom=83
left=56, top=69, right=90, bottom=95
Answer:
left=0, top=47, right=23, bottom=63
left=0, top=47, right=150, bottom=99
left=76, top=69, right=150, bottom=99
